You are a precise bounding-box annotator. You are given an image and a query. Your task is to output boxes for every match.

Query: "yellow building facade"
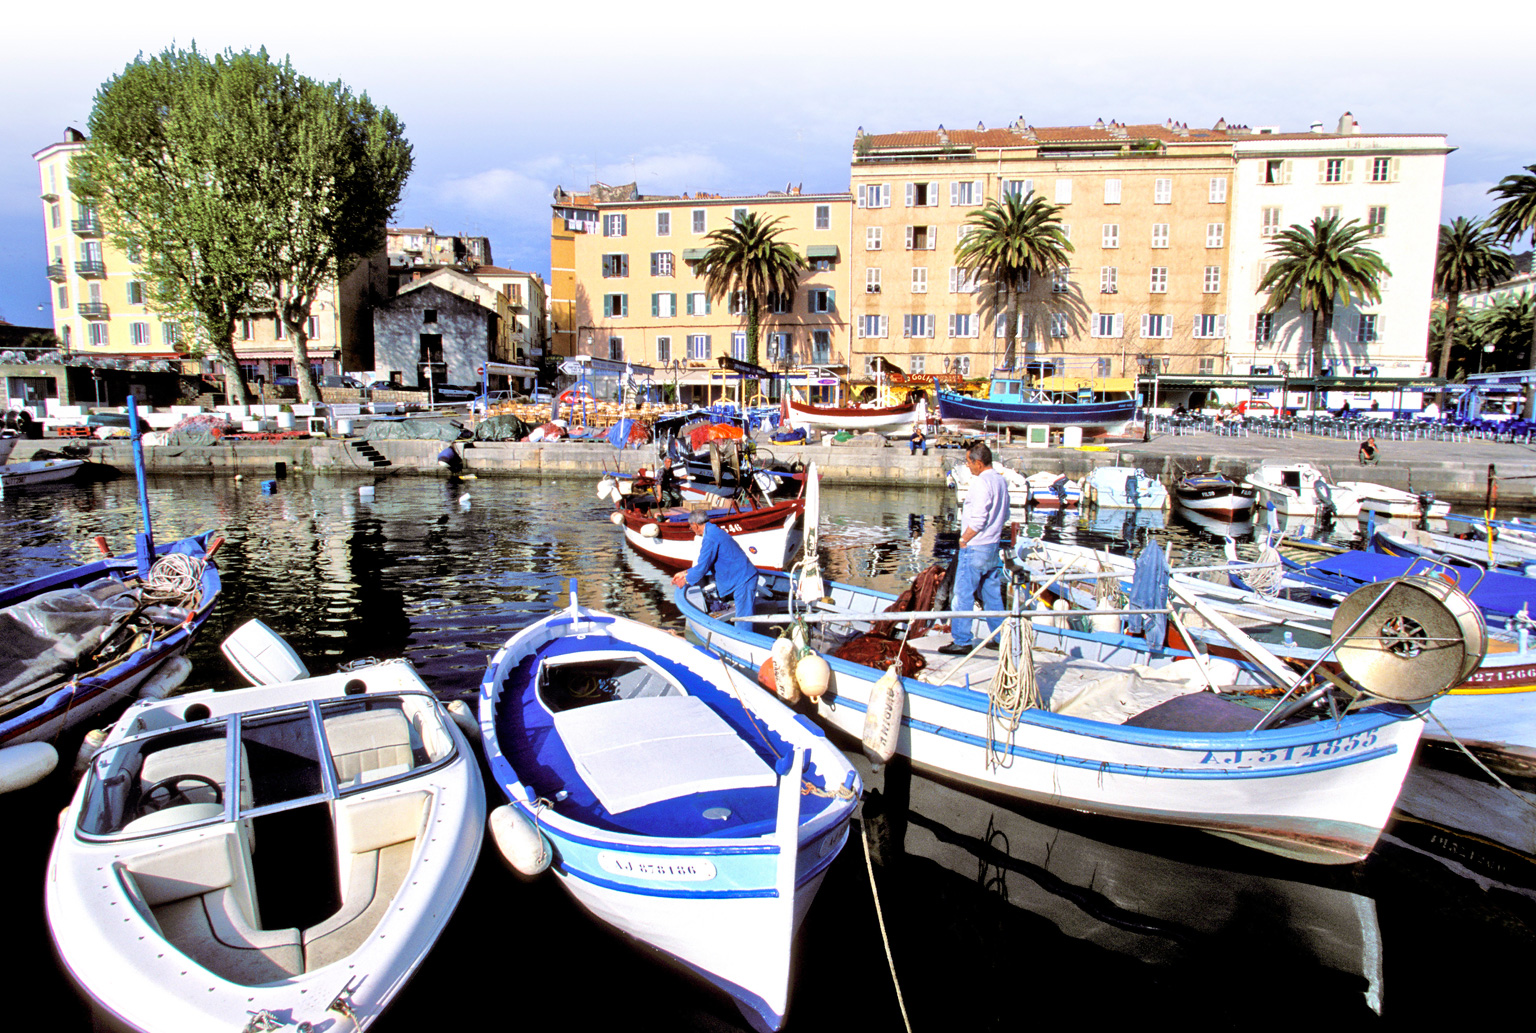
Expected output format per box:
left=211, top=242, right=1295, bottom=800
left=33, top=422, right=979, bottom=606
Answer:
left=34, top=130, right=376, bottom=380
left=550, top=184, right=853, bottom=380
left=848, top=120, right=1236, bottom=380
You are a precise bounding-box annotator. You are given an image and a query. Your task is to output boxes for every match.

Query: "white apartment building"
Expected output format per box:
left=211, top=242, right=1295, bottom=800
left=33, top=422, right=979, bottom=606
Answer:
left=1227, top=113, right=1449, bottom=395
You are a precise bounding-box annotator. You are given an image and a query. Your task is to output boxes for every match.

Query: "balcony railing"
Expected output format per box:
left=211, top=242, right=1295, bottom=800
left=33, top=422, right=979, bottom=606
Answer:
left=72, top=216, right=103, bottom=236
left=46, top=262, right=66, bottom=281
left=75, top=259, right=106, bottom=278
left=77, top=302, right=110, bottom=319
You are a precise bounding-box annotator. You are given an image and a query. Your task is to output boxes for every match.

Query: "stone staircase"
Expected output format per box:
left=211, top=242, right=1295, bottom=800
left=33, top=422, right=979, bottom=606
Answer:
left=349, top=440, right=392, bottom=468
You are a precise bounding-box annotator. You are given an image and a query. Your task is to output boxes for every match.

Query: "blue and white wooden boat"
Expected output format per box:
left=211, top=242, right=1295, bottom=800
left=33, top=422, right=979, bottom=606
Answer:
left=679, top=573, right=1430, bottom=865
left=1172, top=473, right=1256, bottom=521
left=936, top=373, right=1136, bottom=438
left=1085, top=466, right=1169, bottom=509
left=479, top=584, right=860, bottom=1031
left=0, top=531, right=222, bottom=753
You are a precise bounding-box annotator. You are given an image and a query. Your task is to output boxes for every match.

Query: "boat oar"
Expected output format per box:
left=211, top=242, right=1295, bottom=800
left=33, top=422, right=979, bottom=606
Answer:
left=1168, top=582, right=1298, bottom=691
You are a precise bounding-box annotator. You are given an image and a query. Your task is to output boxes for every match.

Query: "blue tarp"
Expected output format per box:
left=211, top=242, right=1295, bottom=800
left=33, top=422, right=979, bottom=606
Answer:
left=1123, top=543, right=1169, bottom=648
left=1299, top=552, right=1535, bottom=620
left=606, top=418, right=635, bottom=449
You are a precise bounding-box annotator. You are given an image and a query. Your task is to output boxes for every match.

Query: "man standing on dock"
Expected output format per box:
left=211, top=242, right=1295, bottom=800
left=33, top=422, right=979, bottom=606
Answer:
left=942, top=443, right=1009, bottom=655
left=673, top=511, right=761, bottom=618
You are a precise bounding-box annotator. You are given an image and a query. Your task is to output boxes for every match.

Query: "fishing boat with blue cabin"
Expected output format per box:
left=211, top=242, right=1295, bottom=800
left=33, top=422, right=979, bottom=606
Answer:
left=937, top=363, right=1138, bottom=439
left=478, top=583, right=860, bottom=1031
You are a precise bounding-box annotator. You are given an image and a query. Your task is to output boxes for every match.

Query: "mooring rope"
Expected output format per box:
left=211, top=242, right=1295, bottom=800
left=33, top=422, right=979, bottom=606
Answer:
left=143, top=552, right=206, bottom=609
left=861, top=822, right=912, bottom=1033
left=1424, top=711, right=1536, bottom=820
left=985, top=615, right=1039, bottom=771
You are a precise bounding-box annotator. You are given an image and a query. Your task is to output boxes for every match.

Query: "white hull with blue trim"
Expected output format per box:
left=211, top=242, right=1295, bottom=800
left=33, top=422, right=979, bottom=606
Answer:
left=680, top=573, right=1427, bottom=865
left=479, top=588, right=859, bottom=1031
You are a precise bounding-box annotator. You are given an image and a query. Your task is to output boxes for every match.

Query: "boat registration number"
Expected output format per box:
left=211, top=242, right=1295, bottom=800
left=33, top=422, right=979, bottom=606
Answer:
left=598, top=850, right=718, bottom=881
left=1199, top=729, right=1379, bottom=766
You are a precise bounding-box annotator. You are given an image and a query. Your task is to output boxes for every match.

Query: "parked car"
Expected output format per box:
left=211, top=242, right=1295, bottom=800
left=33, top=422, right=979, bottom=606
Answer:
left=530, top=388, right=554, bottom=404
left=321, top=375, right=362, bottom=389
left=472, top=391, right=512, bottom=415
left=434, top=384, right=479, bottom=402
left=367, top=381, right=399, bottom=392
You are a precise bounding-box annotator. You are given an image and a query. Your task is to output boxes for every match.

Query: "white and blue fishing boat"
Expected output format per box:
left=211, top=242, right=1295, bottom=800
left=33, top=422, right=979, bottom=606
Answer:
left=937, top=369, right=1137, bottom=438
left=678, top=569, right=1441, bottom=866
left=478, top=583, right=860, bottom=1031
left=1172, top=472, right=1257, bottom=521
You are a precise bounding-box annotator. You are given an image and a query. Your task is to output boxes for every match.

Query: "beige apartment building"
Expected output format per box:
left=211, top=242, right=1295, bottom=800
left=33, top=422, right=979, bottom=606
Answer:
left=848, top=119, right=1244, bottom=381
left=550, top=183, right=852, bottom=385
left=34, top=129, right=381, bottom=382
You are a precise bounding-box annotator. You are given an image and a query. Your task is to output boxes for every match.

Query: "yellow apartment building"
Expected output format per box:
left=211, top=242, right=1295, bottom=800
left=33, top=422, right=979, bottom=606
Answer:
left=848, top=119, right=1237, bottom=381
left=550, top=183, right=853, bottom=392
left=34, top=129, right=381, bottom=382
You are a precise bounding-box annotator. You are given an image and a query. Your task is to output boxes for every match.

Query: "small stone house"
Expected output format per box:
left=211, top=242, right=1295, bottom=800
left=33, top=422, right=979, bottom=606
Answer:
left=373, top=268, right=514, bottom=388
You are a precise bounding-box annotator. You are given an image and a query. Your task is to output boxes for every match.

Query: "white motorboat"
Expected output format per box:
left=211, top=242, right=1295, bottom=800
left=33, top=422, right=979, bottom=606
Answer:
left=1336, top=480, right=1450, bottom=519
left=1085, top=466, right=1169, bottom=509
left=47, top=656, right=485, bottom=1032
left=1243, top=463, right=1362, bottom=519
left=0, top=457, right=84, bottom=489
left=947, top=460, right=1032, bottom=508
left=0, top=434, right=17, bottom=464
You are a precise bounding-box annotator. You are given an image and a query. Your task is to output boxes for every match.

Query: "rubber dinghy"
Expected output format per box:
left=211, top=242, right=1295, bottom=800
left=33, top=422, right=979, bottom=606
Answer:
left=47, top=656, right=485, bottom=1032
left=479, top=583, right=860, bottom=1031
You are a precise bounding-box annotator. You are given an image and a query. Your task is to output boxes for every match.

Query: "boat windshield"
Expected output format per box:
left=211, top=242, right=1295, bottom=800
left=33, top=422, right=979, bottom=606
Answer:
left=76, top=692, right=457, bottom=839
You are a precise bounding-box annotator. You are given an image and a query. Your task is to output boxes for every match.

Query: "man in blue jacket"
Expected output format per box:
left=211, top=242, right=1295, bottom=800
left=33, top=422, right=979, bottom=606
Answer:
left=671, top=511, right=761, bottom=617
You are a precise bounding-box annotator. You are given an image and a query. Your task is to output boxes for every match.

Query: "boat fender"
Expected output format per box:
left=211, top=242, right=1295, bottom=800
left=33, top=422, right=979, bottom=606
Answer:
left=757, top=657, right=779, bottom=693
left=136, top=656, right=194, bottom=700
left=489, top=804, right=552, bottom=878
left=861, top=663, right=904, bottom=767
left=796, top=652, right=831, bottom=701
left=445, top=700, right=480, bottom=741
left=609, top=511, right=625, bottom=525
left=0, top=742, right=57, bottom=794
left=72, top=728, right=109, bottom=777
left=640, top=523, right=660, bottom=538
left=771, top=635, right=801, bottom=704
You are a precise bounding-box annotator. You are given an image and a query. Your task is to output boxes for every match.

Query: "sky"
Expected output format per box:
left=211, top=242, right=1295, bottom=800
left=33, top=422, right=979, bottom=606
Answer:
left=3, top=0, right=1534, bottom=327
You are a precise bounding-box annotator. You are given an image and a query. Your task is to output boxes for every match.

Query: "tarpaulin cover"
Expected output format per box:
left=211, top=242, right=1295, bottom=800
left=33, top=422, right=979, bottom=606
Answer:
left=1305, top=552, right=1533, bottom=619
left=687, top=423, right=744, bottom=451
left=605, top=419, right=651, bottom=449
left=473, top=414, right=533, bottom=442
left=0, top=578, right=173, bottom=705
left=1122, top=543, right=1169, bottom=648
left=362, top=417, right=466, bottom=442
left=168, top=413, right=236, bottom=446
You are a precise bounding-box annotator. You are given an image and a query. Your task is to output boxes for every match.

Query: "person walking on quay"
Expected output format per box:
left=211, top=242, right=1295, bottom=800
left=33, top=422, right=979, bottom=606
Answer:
left=672, top=511, right=761, bottom=617
left=941, top=442, right=1009, bottom=655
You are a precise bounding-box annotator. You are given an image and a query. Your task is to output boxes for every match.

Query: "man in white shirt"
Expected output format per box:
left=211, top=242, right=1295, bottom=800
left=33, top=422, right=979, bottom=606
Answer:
left=942, top=442, right=1009, bottom=655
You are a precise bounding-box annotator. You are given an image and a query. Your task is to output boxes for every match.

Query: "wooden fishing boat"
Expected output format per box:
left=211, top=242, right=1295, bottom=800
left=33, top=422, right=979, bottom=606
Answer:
left=678, top=570, right=1436, bottom=865
left=0, top=532, right=222, bottom=757
left=1336, top=480, right=1450, bottom=520
left=47, top=656, right=485, bottom=1032
left=609, top=464, right=818, bottom=572
left=1370, top=526, right=1536, bottom=574
left=1172, top=473, right=1257, bottom=521
left=782, top=396, right=916, bottom=436
left=479, top=585, right=859, bottom=1031
left=937, top=371, right=1136, bottom=438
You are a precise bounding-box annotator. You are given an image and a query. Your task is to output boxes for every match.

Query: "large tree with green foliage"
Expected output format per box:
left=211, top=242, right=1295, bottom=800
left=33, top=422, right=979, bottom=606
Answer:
left=1487, top=164, right=1536, bottom=416
left=76, top=45, right=270, bottom=405
left=954, top=192, right=1074, bottom=371
left=1434, top=217, right=1515, bottom=404
left=696, top=212, right=807, bottom=367
left=1258, top=215, right=1390, bottom=413
left=77, top=45, right=411, bottom=406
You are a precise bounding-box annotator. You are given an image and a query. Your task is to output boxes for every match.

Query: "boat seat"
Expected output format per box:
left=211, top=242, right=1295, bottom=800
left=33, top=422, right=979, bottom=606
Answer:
left=302, top=791, right=428, bottom=970
left=125, top=831, right=303, bottom=985
left=553, top=695, right=775, bottom=815
left=324, top=709, right=417, bottom=788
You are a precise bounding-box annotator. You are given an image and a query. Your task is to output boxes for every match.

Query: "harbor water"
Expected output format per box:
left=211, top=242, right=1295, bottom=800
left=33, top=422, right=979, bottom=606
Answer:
left=4, top=473, right=1533, bottom=1029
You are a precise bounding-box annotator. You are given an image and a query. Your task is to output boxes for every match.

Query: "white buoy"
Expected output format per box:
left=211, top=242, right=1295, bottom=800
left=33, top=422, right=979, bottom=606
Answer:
left=861, top=663, right=905, bottom=766
left=72, top=728, right=108, bottom=777
left=609, top=511, right=625, bottom=525
left=640, top=523, right=660, bottom=538
left=489, top=803, right=552, bottom=877
left=771, top=636, right=800, bottom=704
left=446, top=700, right=480, bottom=742
left=136, top=656, right=193, bottom=700
left=0, top=742, right=58, bottom=794
left=796, top=652, right=831, bottom=701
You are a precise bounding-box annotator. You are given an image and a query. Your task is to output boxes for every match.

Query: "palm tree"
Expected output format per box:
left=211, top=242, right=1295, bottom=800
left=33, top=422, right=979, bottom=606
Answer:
left=1487, top=164, right=1536, bottom=417
left=954, top=192, right=1073, bottom=370
left=696, top=212, right=807, bottom=367
left=1257, top=215, right=1389, bottom=414
left=1434, top=217, right=1515, bottom=406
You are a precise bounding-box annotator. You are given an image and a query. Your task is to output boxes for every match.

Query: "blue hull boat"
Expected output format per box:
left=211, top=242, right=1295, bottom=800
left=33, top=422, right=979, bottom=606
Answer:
left=479, top=584, right=860, bottom=1031
left=937, top=388, right=1136, bottom=436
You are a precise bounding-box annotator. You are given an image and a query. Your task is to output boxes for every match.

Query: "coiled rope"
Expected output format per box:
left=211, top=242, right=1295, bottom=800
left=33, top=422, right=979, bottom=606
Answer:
left=985, top=615, right=1039, bottom=771
left=143, top=553, right=206, bottom=609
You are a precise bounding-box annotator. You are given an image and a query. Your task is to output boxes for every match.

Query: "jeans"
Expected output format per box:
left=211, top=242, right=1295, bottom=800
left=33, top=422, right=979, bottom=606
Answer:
left=951, top=543, right=1002, bottom=647
left=729, top=577, right=758, bottom=618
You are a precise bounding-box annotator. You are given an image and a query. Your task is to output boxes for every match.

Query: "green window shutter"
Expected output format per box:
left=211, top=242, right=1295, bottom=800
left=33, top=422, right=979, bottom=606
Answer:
left=620, top=295, right=628, bottom=317
left=652, top=294, right=659, bottom=317
left=602, top=255, right=612, bottom=277
left=704, top=296, right=712, bottom=315
left=827, top=289, right=835, bottom=311
left=687, top=293, right=695, bottom=316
